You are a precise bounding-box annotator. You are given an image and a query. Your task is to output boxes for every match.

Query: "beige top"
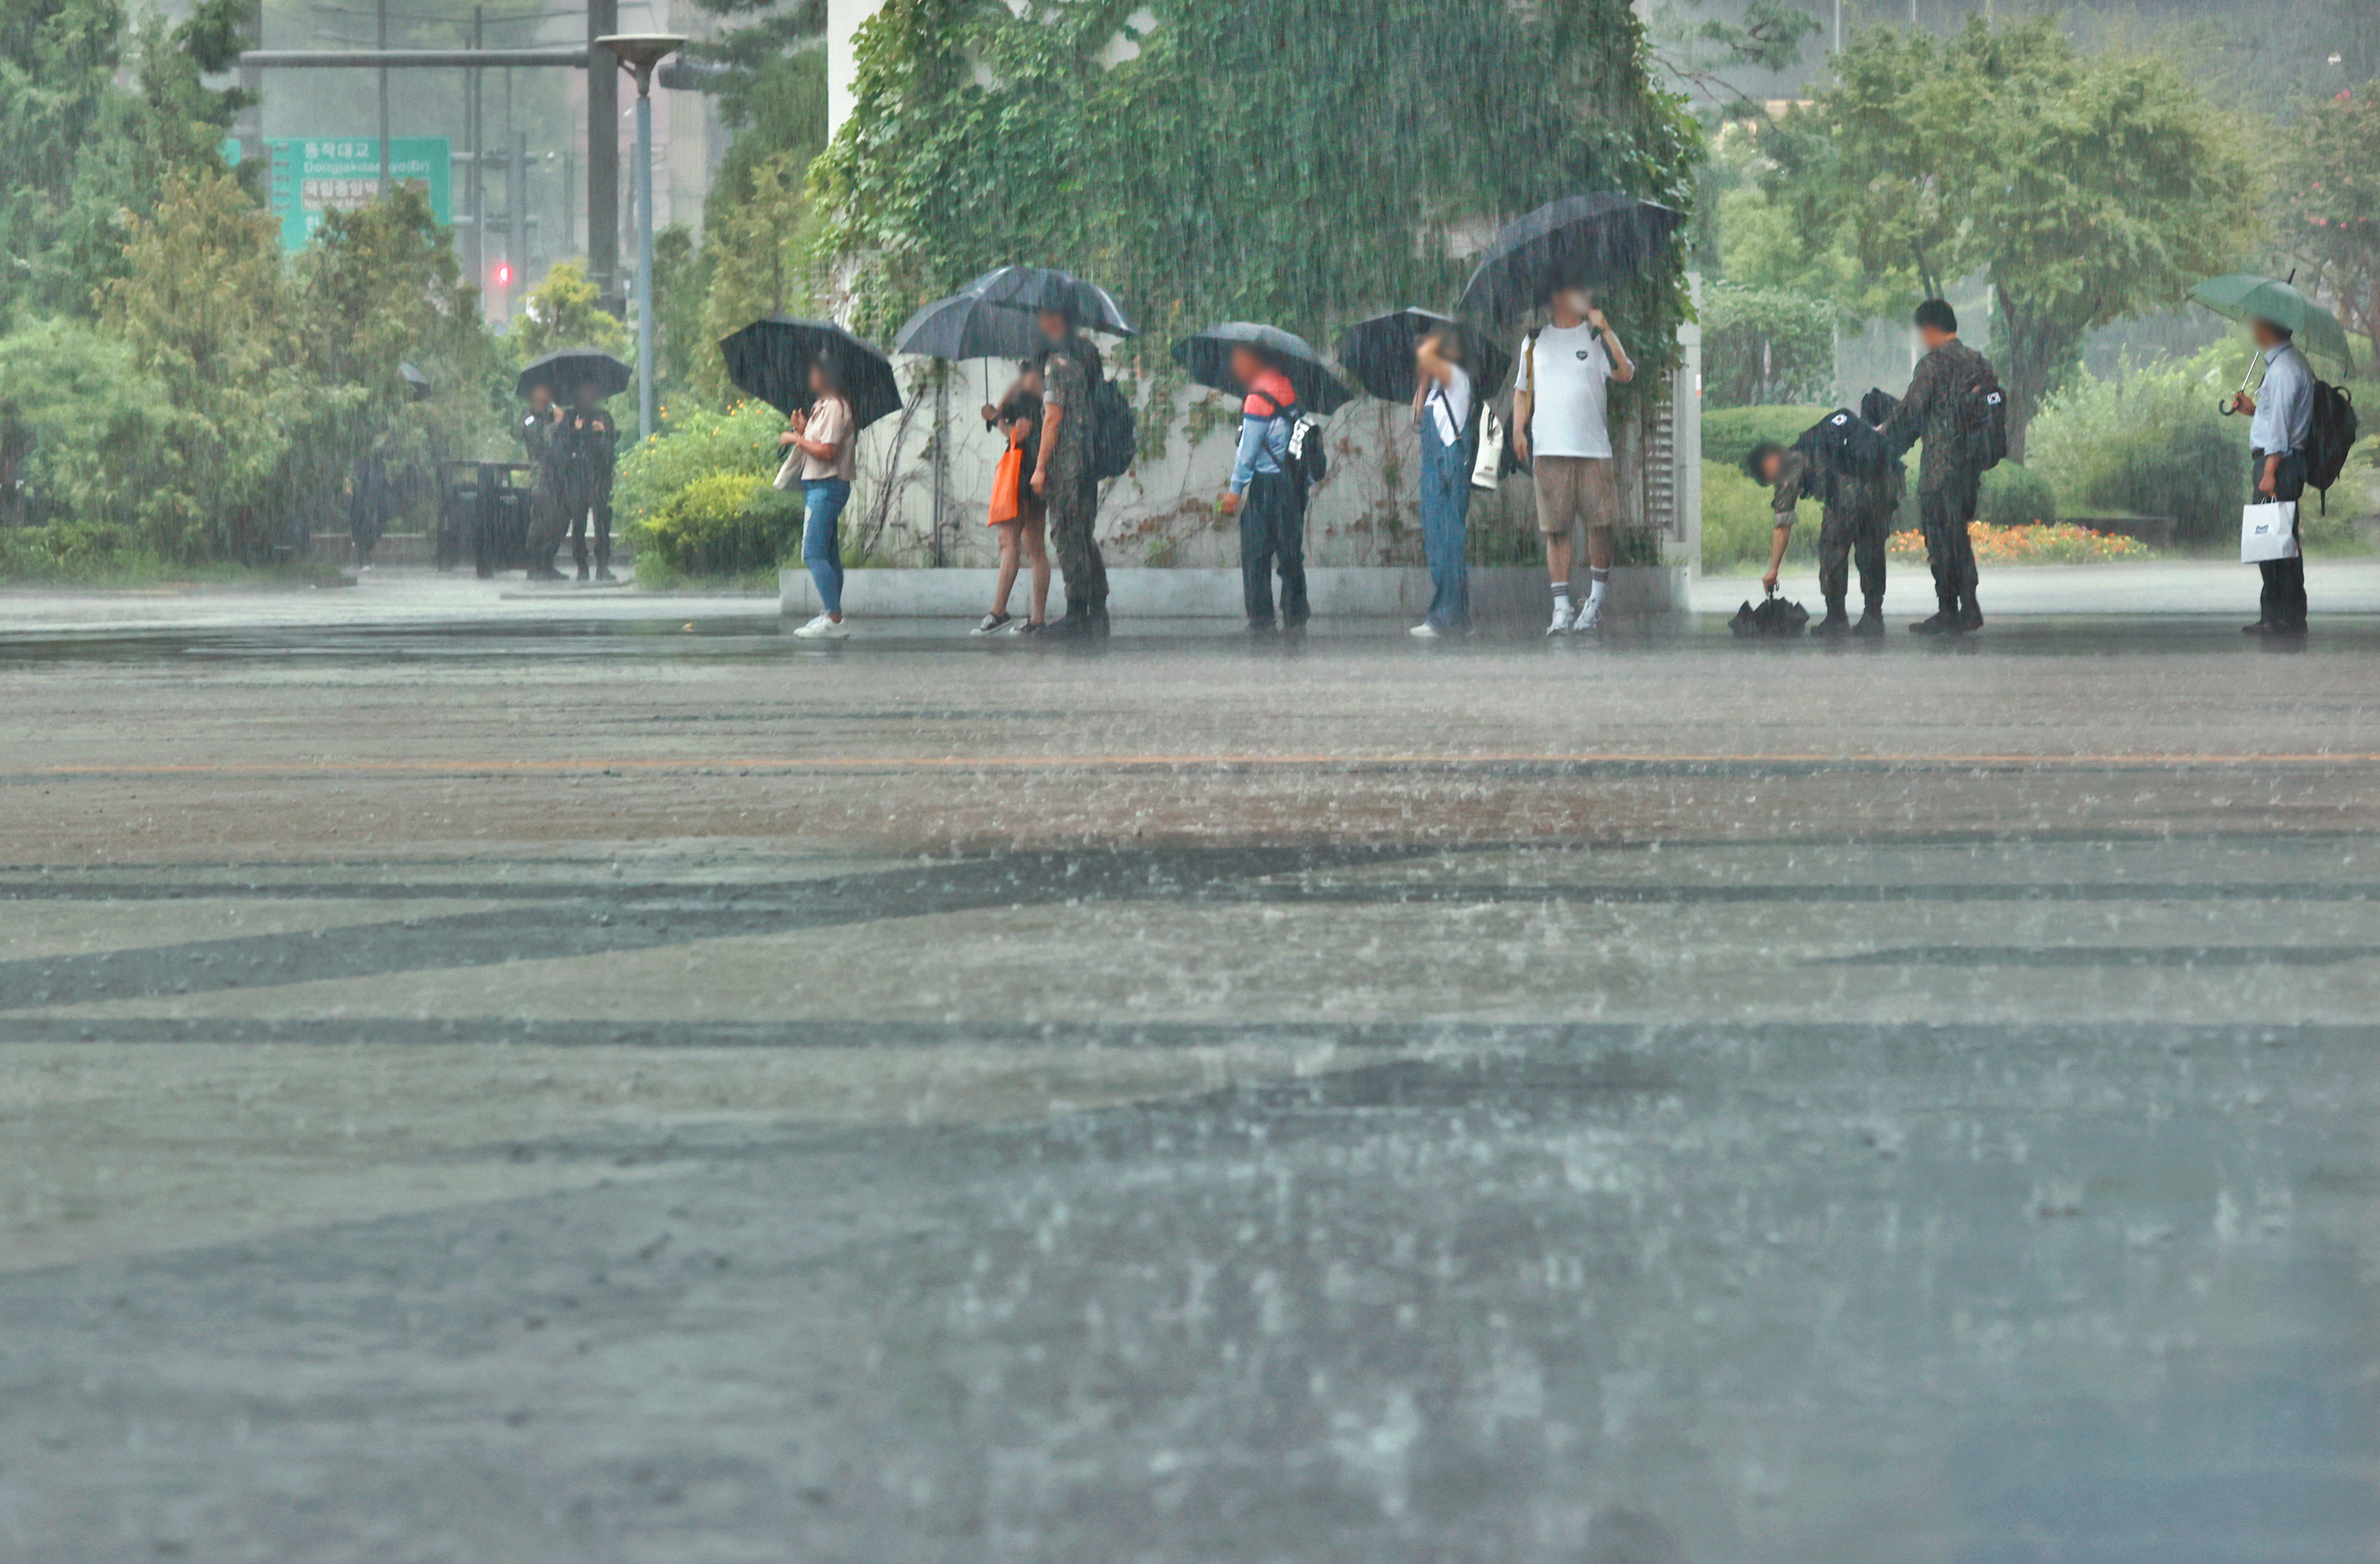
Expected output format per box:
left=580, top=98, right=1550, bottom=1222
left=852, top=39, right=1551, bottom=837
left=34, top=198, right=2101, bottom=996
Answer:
left=800, top=396, right=856, bottom=483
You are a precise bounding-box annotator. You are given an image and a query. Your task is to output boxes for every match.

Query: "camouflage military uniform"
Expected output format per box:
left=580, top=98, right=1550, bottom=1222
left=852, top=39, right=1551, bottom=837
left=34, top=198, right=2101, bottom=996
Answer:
left=1881, top=338, right=1993, bottom=620
left=1039, top=334, right=1108, bottom=617
left=1769, top=448, right=1899, bottom=607
left=515, top=408, right=570, bottom=573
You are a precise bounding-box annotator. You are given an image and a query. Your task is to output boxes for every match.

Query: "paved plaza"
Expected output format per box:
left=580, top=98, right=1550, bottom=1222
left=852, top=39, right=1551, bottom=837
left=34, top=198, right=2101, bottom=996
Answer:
left=2, top=572, right=2377, bottom=1561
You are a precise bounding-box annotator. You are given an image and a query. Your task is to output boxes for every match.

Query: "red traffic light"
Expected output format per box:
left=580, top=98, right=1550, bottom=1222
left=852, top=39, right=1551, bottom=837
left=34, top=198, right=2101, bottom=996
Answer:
left=493, top=262, right=513, bottom=288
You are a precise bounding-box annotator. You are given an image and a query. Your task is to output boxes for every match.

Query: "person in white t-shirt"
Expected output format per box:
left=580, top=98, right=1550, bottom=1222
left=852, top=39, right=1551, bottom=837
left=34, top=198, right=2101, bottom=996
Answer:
left=1512, top=283, right=1634, bottom=634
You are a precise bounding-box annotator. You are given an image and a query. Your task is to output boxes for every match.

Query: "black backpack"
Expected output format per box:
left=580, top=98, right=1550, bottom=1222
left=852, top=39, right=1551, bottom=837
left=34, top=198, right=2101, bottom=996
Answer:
left=1953, top=361, right=2009, bottom=472
left=1251, top=390, right=1328, bottom=489
left=1795, top=409, right=1893, bottom=487
left=2305, top=380, right=2359, bottom=515
left=1088, top=375, right=1137, bottom=482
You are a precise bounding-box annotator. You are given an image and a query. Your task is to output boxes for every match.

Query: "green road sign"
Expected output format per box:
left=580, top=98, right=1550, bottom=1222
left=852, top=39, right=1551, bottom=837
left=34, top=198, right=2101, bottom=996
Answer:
left=263, top=137, right=452, bottom=252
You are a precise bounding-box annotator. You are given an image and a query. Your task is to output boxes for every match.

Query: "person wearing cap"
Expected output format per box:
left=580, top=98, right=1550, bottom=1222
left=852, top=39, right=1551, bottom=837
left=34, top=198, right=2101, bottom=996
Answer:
left=2230, top=314, right=2315, bottom=636
left=1031, top=286, right=1110, bottom=638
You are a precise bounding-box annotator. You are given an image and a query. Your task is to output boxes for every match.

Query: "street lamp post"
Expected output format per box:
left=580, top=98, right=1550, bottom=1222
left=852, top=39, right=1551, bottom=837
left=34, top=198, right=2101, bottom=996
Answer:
left=594, top=33, right=685, bottom=443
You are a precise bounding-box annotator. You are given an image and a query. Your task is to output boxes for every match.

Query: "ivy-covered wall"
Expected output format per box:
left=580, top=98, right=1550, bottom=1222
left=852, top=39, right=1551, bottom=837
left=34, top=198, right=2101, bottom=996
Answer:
left=808, top=0, right=1701, bottom=567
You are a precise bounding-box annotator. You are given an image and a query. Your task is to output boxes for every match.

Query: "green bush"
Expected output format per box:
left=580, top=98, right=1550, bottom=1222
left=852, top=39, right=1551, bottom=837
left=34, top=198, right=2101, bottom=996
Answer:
left=1701, top=284, right=1834, bottom=409
left=2025, top=356, right=2249, bottom=545
left=614, top=400, right=789, bottom=539
left=644, top=472, right=803, bottom=579
left=1701, top=460, right=1817, bottom=573
left=0, top=522, right=157, bottom=581
left=1978, top=462, right=2057, bottom=528
left=1701, top=405, right=1831, bottom=474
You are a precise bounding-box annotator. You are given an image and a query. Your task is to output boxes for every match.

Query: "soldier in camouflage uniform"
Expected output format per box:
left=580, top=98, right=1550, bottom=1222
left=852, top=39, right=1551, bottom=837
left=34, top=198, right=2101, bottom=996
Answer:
left=515, top=384, right=570, bottom=581
left=1745, top=431, right=1900, bottom=637
left=1031, top=287, right=1110, bottom=637
left=1879, top=299, right=1993, bottom=634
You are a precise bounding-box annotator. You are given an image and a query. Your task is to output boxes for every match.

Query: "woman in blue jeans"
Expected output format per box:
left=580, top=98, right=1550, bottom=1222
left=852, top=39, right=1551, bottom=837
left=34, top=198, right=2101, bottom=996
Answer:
left=1409, top=324, right=1476, bottom=638
left=778, top=353, right=857, bottom=640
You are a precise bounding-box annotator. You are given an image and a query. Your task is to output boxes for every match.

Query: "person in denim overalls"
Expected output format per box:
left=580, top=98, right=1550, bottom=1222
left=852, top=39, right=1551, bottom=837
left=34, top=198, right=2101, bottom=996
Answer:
left=1410, top=324, right=1476, bottom=638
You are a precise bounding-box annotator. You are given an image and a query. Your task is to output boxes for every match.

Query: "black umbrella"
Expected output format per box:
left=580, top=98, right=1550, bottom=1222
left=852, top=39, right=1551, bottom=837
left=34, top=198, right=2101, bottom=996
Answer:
left=515, top=347, right=630, bottom=402
left=1336, top=308, right=1516, bottom=403
left=718, top=316, right=903, bottom=430
left=895, top=266, right=1135, bottom=359
left=1456, top=193, right=1686, bottom=337
left=1172, top=322, right=1354, bottom=416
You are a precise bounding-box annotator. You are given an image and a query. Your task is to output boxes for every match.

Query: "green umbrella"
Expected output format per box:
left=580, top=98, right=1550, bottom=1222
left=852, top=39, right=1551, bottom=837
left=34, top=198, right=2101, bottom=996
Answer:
left=2187, top=274, right=2354, bottom=367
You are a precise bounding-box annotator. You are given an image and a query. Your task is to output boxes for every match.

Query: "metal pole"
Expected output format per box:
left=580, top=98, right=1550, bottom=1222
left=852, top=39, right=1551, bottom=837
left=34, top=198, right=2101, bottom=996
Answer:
left=635, top=80, right=655, bottom=440
left=509, top=130, right=528, bottom=318
left=562, top=148, right=575, bottom=259
left=1833, top=0, right=1842, bottom=52
left=468, top=9, right=484, bottom=305
left=587, top=1, right=620, bottom=307
left=377, top=0, right=390, bottom=192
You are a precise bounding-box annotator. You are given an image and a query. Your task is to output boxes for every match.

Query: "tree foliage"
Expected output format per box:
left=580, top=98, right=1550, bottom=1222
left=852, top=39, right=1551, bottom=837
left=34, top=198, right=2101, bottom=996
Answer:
left=812, top=0, right=1699, bottom=387
left=2276, top=83, right=2380, bottom=362
left=0, top=0, right=254, bottom=328
left=1699, top=281, right=1833, bottom=408
left=1756, top=19, right=2256, bottom=459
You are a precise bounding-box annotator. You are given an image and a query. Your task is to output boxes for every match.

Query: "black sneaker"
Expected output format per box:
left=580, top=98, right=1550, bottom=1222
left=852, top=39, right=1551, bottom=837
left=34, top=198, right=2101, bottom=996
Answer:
left=575, top=562, right=590, bottom=582
left=527, top=564, right=568, bottom=581
left=595, top=565, right=617, bottom=583
left=972, top=612, right=1013, bottom=637
left=2242, top=620, right=2273, bottom=635
left=1908, top=610, right=1956, bottom=635
left=1852, top=604, right=1887, bottom=637
left=1813, top=606, right=1851, bottom=637
left=1012, top=619, right=1045, bottom=636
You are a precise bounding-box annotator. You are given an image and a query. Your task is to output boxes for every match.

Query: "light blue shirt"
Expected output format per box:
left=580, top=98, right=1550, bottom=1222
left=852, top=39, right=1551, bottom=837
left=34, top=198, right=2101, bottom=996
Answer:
left=2250, top=342, right=2314, bottom=456
left=1230, top=406, right=1292, bottom=491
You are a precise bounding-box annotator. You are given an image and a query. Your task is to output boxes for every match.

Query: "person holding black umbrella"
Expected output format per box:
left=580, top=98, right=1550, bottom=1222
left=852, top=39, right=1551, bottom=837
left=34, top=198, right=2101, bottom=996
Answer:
left=1031, top=285, right=1111, bottom=638
left=516, top=382, right=571, bottom=581
left=778, top=354, right=859, bottom=639
left=1220, top=340, right=1311, bottom=632
left=561, top=383, right=619, bottom=582
left=1512, top=280, right=1634, bottom=634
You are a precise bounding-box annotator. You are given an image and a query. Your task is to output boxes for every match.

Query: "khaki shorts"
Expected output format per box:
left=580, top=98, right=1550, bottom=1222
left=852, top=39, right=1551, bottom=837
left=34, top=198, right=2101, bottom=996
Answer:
left=1533, top=455, right=1621, bottom=537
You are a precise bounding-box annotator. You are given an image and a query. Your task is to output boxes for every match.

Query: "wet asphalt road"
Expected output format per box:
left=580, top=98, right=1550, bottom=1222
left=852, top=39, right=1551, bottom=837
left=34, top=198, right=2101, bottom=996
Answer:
left=2, top=610, right=2378, bottom=1562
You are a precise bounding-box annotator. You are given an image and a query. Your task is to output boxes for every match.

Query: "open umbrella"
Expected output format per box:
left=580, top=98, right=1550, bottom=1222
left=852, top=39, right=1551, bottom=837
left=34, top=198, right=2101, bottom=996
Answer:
left=1456, top=193, right=1686, bottom=338
left=516, top=347, right=631, bottom=402
left=892, top=266, right=1135, bottom=363
left=718, top=316, right=903, bottom=430
left=398, top=362, right=433, bottom=402
left=2188, top=274, right=2354, bottom=368
left=1336, top=308, right=1515, bottom=403
left=1172, top=322, right=1354, bottom=416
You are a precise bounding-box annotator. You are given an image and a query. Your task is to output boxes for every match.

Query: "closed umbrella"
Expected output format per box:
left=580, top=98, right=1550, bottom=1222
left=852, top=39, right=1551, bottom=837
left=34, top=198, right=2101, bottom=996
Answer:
left=515, top=347, right=630, bottom=402
left=2188, top=273, right=2354, bottom=368
left=1172, top=322, right=1353, bottom=416
left=718, top=316, right=903, bottom=430
left=1337, top=308, right=1515, bottom=403
left=1457, top=193, right=1685, bottom=338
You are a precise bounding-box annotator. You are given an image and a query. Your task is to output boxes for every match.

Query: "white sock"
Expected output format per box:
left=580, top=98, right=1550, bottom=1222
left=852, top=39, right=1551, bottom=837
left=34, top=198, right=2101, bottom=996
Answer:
left=1552, top=587, right=1572, bottom=612
left=1586, top=573, right=1609, bottom=609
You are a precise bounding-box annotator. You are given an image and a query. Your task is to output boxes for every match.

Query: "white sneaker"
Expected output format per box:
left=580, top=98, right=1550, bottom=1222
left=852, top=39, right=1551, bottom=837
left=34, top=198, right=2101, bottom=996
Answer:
left=972, top=612, right=1012, bottom=636
left=793, top=613, right=849, bottom=640
left=1573, top=598, right=1602, bottom=634
left=1409, top=622, right=1439, bottom=639
left=1546, top=603, right=1575, bottom=636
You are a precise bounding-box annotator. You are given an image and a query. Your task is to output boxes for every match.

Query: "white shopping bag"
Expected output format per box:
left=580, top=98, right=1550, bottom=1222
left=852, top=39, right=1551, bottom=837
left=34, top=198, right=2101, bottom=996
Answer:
left=1471, top=405, right=1505, bottom=493
left=2241, top=500, right=2299, bottom=563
